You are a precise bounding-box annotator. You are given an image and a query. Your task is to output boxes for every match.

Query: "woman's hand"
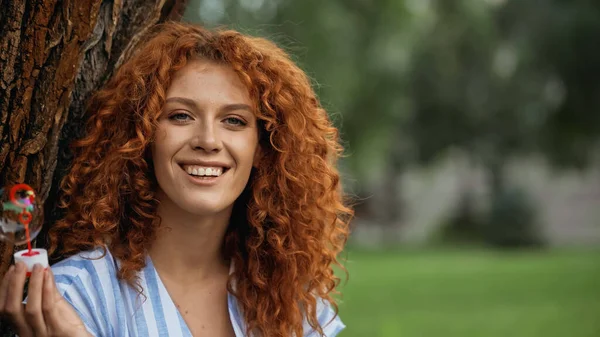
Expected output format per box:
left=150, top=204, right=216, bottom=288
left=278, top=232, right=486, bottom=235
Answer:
left=0, top=262, right=92, bottom=337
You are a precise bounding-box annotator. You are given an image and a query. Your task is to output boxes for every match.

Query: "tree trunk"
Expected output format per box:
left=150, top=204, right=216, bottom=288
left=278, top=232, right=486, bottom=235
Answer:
left=0, top=0, right=187, bottom=333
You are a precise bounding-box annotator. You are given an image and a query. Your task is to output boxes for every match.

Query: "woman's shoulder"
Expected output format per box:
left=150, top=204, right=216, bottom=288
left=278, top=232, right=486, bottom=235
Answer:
left=52, top=246, right=113, bottom=267
left=50, top=247, right=120, bottom=336
left=51, top=247, right=120, bottom=311
left=51, top=247, right=117, bottom=285
left=302, top=296, right=346, bottom=337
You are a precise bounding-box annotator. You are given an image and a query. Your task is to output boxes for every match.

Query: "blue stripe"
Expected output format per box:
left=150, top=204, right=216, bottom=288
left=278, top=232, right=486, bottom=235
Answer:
left=178, top=310, right=193, bottom=337
left=64, top=292, right=97, bottom=335
left=53, top=258, right=88, bottom=271
left=126, top=278, right=149, bottom=336
left=228, top=293, right=245, bottom=336
left=143, top=260, right=169, bottom=336
left=106, top=256, right=127, bottom=336
left=54, top=274, right=97, bottom=320
left=80, top=261, right=111, bottom=335
left=317, top=302, right=332, bottom=326
left=53, top=255, right=111, bottom=336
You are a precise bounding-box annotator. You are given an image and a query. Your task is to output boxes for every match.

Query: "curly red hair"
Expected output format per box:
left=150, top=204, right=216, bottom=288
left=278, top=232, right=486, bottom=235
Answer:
left=49, top=21, right=353, bottom=337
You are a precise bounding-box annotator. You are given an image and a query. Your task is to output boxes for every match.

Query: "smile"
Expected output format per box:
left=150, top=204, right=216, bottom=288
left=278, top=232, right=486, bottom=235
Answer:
left=179, top=164, right=230, bottom=186
left=182, top=164, right=226, bottom=177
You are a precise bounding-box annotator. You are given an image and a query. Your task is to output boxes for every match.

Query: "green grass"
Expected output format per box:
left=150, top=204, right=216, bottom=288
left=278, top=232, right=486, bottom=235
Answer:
left=336, top=248, right=600, bottom=337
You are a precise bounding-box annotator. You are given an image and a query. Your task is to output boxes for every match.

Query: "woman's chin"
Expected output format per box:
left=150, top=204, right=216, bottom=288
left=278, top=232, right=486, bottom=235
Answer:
left=181, top=198, right=233, bottom=216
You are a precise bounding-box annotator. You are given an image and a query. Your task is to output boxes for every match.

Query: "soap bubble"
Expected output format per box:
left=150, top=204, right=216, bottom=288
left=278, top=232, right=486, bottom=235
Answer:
left=0, top=184, right=42, bottom=245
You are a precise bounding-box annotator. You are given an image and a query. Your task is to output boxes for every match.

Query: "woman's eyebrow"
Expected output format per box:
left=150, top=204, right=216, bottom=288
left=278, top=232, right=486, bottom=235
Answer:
left=220, top=103, right=253, bottom=114
left=164, top=96, right=199, bottom=110
left=165, top=97, right=254, bottom=118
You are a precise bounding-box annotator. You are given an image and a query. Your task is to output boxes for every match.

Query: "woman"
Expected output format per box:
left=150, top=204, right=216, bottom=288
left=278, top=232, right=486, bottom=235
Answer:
left=0, top=21, right=352, bottom=337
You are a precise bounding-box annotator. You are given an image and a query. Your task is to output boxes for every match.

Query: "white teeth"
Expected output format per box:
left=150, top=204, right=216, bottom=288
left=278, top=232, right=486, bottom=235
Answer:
left=183, top=165, right=225, bottom=177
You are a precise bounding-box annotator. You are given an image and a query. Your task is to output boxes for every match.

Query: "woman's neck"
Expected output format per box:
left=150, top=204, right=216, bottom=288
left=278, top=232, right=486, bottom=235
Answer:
left=148, top=196, right=232, bottom=285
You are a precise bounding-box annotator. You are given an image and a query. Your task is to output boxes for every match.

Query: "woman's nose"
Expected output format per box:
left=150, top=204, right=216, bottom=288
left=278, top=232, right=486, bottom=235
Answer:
left=190, top=123, right=222, bottom=153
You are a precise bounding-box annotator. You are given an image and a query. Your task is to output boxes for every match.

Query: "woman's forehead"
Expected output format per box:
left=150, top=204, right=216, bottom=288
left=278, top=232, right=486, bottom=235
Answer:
left=166, top=59, right=252, bottom=107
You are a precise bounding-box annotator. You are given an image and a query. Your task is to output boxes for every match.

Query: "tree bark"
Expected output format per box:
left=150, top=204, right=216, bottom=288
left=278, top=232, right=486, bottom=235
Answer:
left=0, top=0, right=187, bottom=333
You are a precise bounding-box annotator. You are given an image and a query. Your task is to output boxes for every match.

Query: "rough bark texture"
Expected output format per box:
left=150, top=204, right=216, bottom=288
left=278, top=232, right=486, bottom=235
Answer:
left=0, top=0, right=187, bottom=333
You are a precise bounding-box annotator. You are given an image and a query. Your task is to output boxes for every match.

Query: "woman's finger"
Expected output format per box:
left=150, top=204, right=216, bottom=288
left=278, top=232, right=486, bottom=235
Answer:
left=42, top=267, right=60, bottom=316
left=24, top=264, right=47, bottom=335
left=0, top=265, right=15, bottom=313
left=4, top=262, right=32, bottom=336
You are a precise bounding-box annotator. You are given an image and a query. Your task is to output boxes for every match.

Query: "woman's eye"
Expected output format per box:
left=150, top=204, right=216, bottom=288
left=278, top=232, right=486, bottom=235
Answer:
left=224, top=117, right=247, bottom=126
left=168, top=112, right=191, bottom=122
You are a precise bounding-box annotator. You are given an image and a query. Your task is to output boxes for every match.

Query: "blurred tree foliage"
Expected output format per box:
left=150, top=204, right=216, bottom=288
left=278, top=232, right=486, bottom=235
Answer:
left=437, top=185, right=544, bottom=248
left=184, top=0, right=600, bottom=234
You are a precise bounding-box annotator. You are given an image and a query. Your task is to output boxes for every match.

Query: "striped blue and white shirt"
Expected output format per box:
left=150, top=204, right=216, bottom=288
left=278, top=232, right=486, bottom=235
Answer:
left=49, top=248, right=345, bottom=336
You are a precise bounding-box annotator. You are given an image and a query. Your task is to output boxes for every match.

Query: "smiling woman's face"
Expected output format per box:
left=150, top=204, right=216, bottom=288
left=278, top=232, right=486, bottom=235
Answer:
left=151, top=59, right=260, bottom=216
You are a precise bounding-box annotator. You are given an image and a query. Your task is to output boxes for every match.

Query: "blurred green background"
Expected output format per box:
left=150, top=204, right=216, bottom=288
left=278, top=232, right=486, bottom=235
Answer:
left=340, top=248, right=599, bottom=337
left=183, top=0, right=600, bottom=336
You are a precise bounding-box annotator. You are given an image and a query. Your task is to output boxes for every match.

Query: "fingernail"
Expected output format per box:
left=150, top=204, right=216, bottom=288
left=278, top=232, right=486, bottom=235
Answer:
left=33, top=263, right=42, bottom=272
left=15, top=262, right=25, bottom=272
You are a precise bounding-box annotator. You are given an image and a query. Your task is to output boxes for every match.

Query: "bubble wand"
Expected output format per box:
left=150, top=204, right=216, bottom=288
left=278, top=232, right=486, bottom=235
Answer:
left=1, top=183, right=48, bottom=276
left=9, top=184, right=37, bottom=255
